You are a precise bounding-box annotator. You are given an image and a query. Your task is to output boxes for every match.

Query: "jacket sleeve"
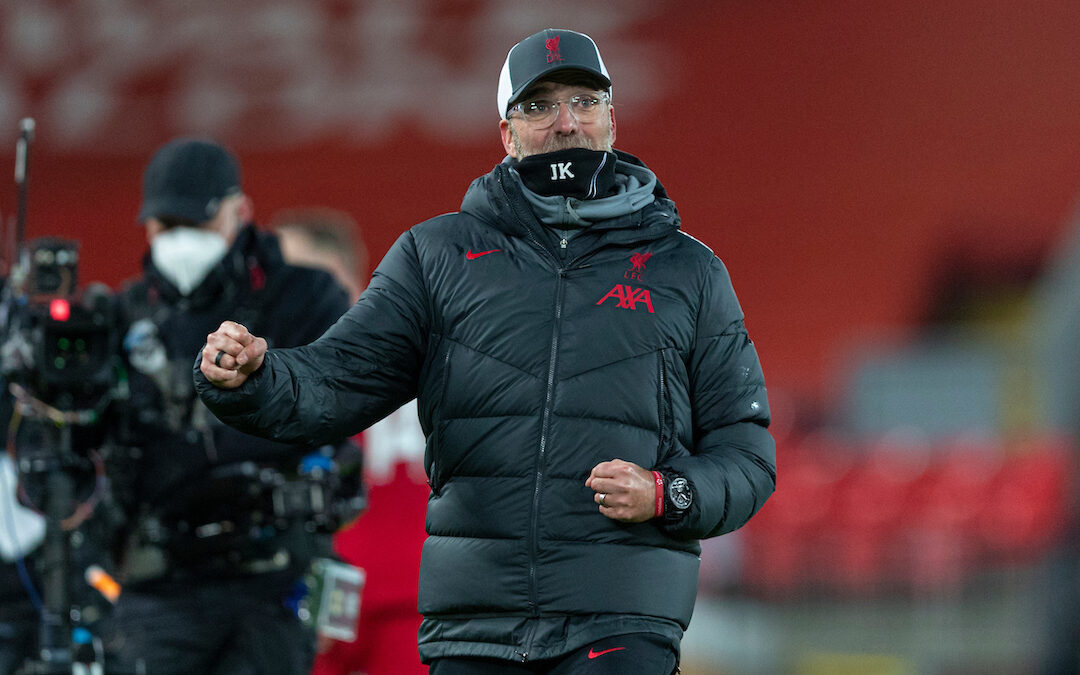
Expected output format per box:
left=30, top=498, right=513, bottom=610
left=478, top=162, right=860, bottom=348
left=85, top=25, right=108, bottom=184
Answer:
left=194, top=230, right=429, bottom=446
left=659, top=255, right=776, bottom=539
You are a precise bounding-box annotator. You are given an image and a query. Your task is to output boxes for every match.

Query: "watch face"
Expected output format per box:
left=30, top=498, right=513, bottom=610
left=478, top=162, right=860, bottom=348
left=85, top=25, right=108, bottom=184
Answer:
left=669, top=477, right=692, bottom=510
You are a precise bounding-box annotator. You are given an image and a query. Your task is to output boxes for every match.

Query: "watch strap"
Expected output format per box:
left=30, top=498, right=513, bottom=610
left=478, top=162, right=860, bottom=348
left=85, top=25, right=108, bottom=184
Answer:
left=659, top=470, right=694, bottom=526
left=651, top=470, right=664, bottom=518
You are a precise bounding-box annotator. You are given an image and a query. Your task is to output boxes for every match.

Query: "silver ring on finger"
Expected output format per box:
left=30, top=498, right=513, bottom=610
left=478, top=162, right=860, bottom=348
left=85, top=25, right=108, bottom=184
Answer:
left=214, top=350, right=227, bottom=367
left=599, top=493, right=606, bottom=507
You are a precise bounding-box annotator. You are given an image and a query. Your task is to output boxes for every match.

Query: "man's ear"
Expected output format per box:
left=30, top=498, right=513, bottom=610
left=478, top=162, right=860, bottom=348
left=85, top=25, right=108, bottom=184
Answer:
left=500, top=119, right=518, bottom=159
left=213, top=193, right=253, bottom=245
left=235, top=194, right=254, bottom=223
left=144, top=218, right=165, bottom=243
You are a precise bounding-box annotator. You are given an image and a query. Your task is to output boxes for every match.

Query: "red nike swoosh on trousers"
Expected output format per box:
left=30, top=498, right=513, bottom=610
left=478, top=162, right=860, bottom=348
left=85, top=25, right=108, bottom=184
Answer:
left=465, top=248, right=501, bottom=259
left=587, top=647, right=626, bottom=659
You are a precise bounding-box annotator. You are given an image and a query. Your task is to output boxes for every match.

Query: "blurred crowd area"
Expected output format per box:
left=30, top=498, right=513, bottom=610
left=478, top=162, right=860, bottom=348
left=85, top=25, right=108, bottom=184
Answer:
left=681, top=207, right=1080, bottom=673
left=4, top=2, right=1080, bottom=674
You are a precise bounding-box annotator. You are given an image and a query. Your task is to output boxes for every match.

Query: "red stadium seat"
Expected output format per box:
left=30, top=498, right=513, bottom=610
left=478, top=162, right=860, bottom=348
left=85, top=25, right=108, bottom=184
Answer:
left=979, top=437, right=1075, bottom=563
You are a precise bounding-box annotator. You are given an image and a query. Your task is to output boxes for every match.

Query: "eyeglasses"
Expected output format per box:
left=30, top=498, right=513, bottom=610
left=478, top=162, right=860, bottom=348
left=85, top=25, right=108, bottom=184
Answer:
left=507, top=92, right=610, bottom=128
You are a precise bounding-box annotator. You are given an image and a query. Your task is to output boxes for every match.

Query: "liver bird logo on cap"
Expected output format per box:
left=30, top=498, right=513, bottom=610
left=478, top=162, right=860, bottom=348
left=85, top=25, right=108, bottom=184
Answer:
left=545, top=36, right=562, bottom=63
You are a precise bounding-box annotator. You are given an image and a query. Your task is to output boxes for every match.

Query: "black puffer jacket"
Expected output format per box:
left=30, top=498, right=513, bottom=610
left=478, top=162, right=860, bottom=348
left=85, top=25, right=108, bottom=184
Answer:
left=196, top=153, right=776, bottom=662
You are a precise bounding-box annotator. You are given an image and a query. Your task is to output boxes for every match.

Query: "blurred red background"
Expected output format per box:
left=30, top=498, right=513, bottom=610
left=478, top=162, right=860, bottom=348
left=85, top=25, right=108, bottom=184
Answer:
left=3, top=1, right=1079, bottom=414
left=4, top=3, right=1080, bottom=672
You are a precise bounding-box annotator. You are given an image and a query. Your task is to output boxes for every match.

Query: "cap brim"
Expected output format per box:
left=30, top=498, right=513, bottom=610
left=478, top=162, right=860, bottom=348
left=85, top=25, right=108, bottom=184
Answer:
left=508, top=67, right=611, bottom=112
left=137, top=196, right=212, bottom=225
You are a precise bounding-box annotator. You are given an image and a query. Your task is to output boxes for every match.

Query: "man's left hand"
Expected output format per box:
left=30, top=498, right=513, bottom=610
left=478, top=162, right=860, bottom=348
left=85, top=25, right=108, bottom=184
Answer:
left=585, top=459, right=656, bottom=523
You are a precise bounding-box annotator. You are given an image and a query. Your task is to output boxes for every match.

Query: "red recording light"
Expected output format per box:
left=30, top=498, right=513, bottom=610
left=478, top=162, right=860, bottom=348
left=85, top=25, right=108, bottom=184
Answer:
left=49, top=298, right=71, bottom=322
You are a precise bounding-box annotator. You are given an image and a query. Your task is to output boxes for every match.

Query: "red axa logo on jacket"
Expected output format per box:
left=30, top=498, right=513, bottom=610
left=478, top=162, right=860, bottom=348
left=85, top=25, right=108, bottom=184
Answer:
left=595, top=284, right=655, bottom=313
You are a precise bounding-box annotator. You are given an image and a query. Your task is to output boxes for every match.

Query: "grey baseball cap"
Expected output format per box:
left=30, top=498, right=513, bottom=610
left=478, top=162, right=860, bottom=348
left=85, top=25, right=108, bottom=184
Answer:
left=137, top=138, right=241, bottom=224
left=497, top=28, right=611, bottom=120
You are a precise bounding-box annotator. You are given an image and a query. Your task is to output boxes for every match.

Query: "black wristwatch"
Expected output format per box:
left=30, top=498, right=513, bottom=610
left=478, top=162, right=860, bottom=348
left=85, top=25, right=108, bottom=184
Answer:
left=662, top=472, right=693, bottom=523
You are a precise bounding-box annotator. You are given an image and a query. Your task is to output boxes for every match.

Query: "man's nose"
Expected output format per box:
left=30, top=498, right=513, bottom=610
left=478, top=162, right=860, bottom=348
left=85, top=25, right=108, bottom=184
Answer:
left=551, top=101, right=579, bottom=133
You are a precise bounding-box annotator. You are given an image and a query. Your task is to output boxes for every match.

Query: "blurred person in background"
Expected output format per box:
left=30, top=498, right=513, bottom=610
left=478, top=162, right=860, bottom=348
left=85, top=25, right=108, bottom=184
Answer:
left=104, top=138, right=356, bottom=674
left=273, top=208, right=367, bottom=305
left=271, top=208, right=429, bottom=675
left=196, top=28, right=776, bottom=674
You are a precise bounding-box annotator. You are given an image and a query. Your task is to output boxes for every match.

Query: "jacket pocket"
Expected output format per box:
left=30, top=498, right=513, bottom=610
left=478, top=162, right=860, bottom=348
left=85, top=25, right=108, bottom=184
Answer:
left=423, top=336, right=455, bottom=495
left=656, top=348, right=675, bottom=464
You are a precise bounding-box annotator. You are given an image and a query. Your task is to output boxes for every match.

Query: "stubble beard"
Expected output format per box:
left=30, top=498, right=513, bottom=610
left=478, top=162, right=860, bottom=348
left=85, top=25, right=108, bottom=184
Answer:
left=511, top=122, right=614, bottom=159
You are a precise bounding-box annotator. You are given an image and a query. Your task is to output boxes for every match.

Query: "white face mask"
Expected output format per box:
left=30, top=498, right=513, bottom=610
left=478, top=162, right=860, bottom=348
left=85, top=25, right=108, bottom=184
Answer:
left=150, top=226, right=229, bottom=295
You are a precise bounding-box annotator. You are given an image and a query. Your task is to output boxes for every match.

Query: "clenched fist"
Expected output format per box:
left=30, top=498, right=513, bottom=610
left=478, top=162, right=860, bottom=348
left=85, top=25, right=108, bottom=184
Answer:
left=200, top=320, right=268, bottom=389
left=585, top=458, right=657, bottom=523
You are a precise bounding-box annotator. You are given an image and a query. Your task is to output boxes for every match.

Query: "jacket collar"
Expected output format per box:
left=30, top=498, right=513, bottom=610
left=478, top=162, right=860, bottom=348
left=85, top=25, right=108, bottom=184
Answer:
left=461, top=149, right=680, bottom=249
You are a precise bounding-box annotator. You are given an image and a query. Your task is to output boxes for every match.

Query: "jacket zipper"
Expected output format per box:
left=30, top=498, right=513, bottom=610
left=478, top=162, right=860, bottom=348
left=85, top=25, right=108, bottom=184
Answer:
left=652, top=349, right=669, bottom=460
left=524, top=268, right=565, bottom=658
left=657, top=350, right=668, bottom=458
left=507, top=176, right=585, bottom=659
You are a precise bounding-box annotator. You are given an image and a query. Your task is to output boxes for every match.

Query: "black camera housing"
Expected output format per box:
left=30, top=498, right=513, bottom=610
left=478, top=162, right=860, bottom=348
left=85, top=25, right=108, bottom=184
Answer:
left=1, top=238, right=119, bottom=408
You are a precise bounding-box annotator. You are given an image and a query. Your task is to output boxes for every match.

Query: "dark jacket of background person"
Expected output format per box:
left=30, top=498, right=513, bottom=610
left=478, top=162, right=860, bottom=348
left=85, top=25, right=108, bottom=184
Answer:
left=116, top=223, right=351, bottom=579
left=195, top=151, right=776, bottom=662
left=106, top=222, right=353, bottom=674
left=108, top=134, right=360, bottom=675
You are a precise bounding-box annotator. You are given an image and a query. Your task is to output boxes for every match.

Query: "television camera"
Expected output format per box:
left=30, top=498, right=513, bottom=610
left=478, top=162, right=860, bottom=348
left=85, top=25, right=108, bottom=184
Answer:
left=0, top=121, right=366, bottom=673
left=0, top=119, right=125, bottom=674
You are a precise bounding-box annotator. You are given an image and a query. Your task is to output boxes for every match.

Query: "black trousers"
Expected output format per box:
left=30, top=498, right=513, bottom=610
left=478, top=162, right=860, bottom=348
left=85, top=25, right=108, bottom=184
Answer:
left=429, top=632, right=679, bottom=675
left=0, top=618, right=36, bottom=675
left=101, top=576, right=314, bottom=675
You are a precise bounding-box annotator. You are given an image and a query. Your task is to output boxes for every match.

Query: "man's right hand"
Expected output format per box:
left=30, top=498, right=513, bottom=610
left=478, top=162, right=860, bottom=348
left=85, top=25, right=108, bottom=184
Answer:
left=200, top=320, right=268, bottom=389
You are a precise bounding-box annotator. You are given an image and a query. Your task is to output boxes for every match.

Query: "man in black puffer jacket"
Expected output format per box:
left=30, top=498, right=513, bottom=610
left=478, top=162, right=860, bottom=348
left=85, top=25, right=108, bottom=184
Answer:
left=196, top=29, right=775, bottom=674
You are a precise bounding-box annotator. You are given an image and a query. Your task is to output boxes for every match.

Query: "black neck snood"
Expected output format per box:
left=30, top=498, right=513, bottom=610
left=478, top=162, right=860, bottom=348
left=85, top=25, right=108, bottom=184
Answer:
left=514, top=149, right=618, bottom=200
